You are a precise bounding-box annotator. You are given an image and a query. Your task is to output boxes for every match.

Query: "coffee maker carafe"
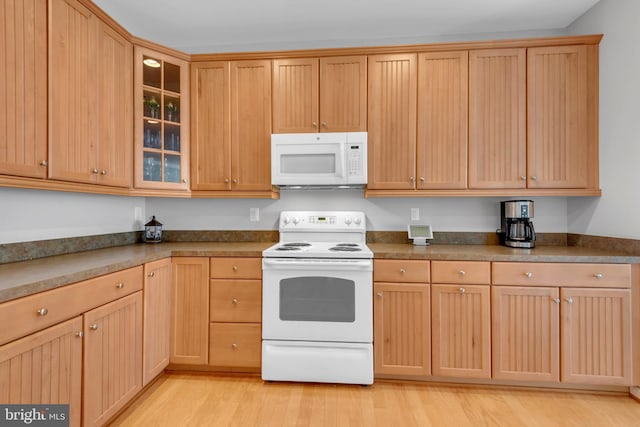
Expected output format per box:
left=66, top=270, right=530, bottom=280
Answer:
left=499, top=200, right=536, bottom=248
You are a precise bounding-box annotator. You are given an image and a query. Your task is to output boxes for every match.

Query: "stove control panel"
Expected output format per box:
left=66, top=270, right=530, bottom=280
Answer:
left=279, top=211, right=366, bottom=231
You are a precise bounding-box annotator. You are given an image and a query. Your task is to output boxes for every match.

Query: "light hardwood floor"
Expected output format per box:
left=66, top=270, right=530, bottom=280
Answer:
left=110, top=373, right=640, bottom=427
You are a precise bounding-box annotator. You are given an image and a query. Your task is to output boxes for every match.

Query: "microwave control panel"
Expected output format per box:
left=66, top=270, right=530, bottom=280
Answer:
left=345, top=132, right=368, bottom=183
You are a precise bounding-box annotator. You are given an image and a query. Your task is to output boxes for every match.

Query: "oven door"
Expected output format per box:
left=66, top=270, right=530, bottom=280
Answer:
left=262, top=258, right=372, bottom=343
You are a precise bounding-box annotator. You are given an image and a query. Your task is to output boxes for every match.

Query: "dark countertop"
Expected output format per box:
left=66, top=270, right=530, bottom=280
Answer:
left=1, top=242, right=638, bottom=304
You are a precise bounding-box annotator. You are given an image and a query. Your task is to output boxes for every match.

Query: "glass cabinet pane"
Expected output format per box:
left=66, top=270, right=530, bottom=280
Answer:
left=144, top=120, right=162, bottom=149
left=164, top=154, right=181, bottom=183
left=164, top=124, right=180, bottom=152
left=142, top=56, right=161, bottom=88
left=164, top=95, right=180, bottom=123
left=164, top=62, right=180, bottom=93
left=143, top=90, right=161, bottom=119
left=143, top=152, right=162, bottom=182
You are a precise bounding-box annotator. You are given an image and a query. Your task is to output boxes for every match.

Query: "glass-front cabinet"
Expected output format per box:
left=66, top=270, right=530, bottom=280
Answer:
left=134, top=47, right=189, bottom=190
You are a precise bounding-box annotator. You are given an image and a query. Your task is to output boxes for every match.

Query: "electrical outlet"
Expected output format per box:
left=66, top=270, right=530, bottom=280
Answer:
left=411, top=208, right=420, bottom=221
left=134, top=207, right=143, bottom=222
left=250, top=207, right=260, bottom=222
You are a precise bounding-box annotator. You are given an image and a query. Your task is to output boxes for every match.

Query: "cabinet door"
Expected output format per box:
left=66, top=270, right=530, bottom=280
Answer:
left=319, top=56, right=367, bottom=132
left=528, top=45, right=593, bottom=189
left=171, top=257, right=210, bottom=365
left=468, top=49, right=526, bottom=189
left=367, top=54, right=417, bottom=190
left=83, top=292, right=142, bottom=427
left=0, top=317, right=83, bottom=427
left=272, top=58, right=318, bottom=133
left=374, top=282, right=430, bottom=376
left=561, top=288, right=631, bottom=385
left=417, top=51, right=468, bottom=189
left=190, top=61, right=231, bottom=190
left=49, top=0, right=97, bottom=184
left=143, top=258, right=172, bottom=386
left=432, top=284, right=490, bottom=378
left=230, top=60, right=272, bottom=190
left=95, top=21, right=132, bottom=188
left=0, top=0, right=47, bottom=178
left=492, top=286, right=559, bottom=382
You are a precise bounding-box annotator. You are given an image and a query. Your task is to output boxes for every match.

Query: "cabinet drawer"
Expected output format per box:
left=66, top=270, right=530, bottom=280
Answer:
left=209, top=323, right=261, bottom=368
left=0, top=266, right=142, bottom=345
left=431, top=261, right=490, bottom=284
left=210, top=258, right=261, bottom=279
left=492, top=262, right=631, bottom=288
left=374, top=260, right=430, bottom=283
left=210, top=279, right=261, bottom=322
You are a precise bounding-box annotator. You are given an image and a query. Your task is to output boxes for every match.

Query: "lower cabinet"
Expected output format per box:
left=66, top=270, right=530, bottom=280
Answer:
left=0, top=317, right=83, bottom=427
left=83, top=291, right=143, bottom=427
left=143, top=258, right=172, bottom=386
left=209, top=323, right=261, bottom=368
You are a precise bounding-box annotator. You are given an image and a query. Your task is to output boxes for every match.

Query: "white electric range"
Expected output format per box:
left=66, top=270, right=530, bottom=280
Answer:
left=261, top=211, right=373, bottom=385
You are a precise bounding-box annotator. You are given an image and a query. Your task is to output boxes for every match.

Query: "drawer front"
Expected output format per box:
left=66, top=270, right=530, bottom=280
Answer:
left=0, top=266, right=142, bottom=345
left=492, top=262, right=631, bottom=288
left=210, top=279, right=261, bottom=322
left=209, top=323, right=261, bottom=368
left=210, top=258, right=261, bottom=279
left=374, top=260, right=430, bottom=283
left=431, top=261, right=491, bottom=284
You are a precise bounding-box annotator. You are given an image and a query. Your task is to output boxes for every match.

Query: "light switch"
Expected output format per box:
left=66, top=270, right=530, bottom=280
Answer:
left=250, top=208, right=260, bottom=222
left=411, top=208, right=420, bottom=221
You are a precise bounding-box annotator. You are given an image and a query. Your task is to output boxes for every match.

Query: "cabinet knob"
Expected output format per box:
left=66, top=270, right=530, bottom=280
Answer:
left=232, top=179, right=238, bottom=184
left=565, top=297, right=573, bottom=304
left=100, top=170, right=107, bottom=175
left=594, top=273, right=603, bottom=279
left=36, top=307, right=48, bottom=316
left=400, top=268, right=406, bottom=274
left=233, top=266, right=238, bottom=271
left=40, top=160, right=48, bottom=167
left=89, top=323, right=99, bottom=331
left=76, top=331, right=84, bottom=338
left=312, top=122, right=318, bottom=128
left=148, top=272, right=155, bottom=277
left=409, top=177, right=415, bottom=183
left=231, top=343, right=238, bottom=350
left=224, top=178, right=229, bottom=183
left=459, top=270, right=466, bottom=276
left=116, top=282, right=124, bottom=289
left=551, top=298, right=560, bottom=304
left=459, top=287, right=466, bottom=294
left=520, top=176, right=526, bottom=181
left=92, top=168, right=99, bottom=174
left=376, top=292, right=383, bottom=297
left=182, top=178, right=188, bottom=184
left=524, top=272, right=533, bottom=278
left=232, top=298, right=238, bottom=305
left=419, top=177, right=425, bottom=182
left=531, top=176, right=538, bottom=181
left=321, top=122, right=328, bottom=128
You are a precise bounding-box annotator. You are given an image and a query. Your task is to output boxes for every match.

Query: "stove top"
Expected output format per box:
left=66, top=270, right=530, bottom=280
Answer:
left=263, top=241, right=373, bottom=259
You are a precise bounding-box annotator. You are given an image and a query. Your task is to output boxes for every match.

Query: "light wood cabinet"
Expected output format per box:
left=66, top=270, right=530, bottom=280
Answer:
left=468, top=48, right=527, bottom=189
left=0, top=0, right=48, bottom=179
left=561, top=287, right=631, bottom=385
left=417, top=51, right=468, bottom=189
left=171, top=257, right=209, bottom=365
left=527, top=45, right=598, bottom=189
left=492, top=286, right=560, bottom=382
left=190, top=60, right=271, bottom=192
left=367, top=54, right=417, bottom=190
left=272, top=56, right=366, bottom=133
left=0, top=317, right=83, bottom=427
left=83, top=291, right=143, bottom=427
left=49, top=0, right=132, bottom=187
left=142, top=258, right=172, bottom=386
left=134, top=47, right=189, bottom=190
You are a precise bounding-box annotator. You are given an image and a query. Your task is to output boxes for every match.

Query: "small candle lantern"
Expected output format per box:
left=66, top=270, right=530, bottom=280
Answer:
left=144, top=215, right=163, bottom=243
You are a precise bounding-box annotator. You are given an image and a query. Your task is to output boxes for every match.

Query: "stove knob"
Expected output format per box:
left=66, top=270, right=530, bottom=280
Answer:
left=293, top=217, right=301, bottom=225
left=354, top=217, right=362, bottom=225
left=283, top=216, right=291, bottom=225
left=345, top=217, right=352, bottom=225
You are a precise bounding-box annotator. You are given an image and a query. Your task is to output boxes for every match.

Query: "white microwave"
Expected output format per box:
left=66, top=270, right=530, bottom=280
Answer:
left=271, top=132, right=367, bottom=187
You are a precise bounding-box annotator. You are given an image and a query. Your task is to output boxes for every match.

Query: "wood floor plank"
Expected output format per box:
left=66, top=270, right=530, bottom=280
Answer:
left=109, top=374, right=640, bottom=427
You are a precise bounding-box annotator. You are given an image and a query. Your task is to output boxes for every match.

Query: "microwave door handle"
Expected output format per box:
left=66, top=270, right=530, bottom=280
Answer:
left=339, top=142, right=348, bottom=179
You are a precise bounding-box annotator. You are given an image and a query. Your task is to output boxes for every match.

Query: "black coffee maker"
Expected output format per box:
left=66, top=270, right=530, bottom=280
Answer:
left=499, top=200, right=536, bottom=248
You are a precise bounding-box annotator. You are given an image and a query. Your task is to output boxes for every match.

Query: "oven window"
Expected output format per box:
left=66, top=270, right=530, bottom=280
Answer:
left=280, top=154, right=336, bottom=174
left=279, top=277, right=355, bottom=322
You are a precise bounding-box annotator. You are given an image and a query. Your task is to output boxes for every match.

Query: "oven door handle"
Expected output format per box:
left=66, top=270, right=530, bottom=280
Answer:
left=262, top=258, right=372, bottom=271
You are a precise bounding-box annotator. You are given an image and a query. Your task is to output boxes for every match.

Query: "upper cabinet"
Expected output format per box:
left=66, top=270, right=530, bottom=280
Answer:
left=49, top=0, right=132, bottom=187
left=190, top=60, right=272, bottom=193
left=527, top=45, right=598, bottom=189
left=272, top=56, right=366, bottom=133
left=0, top=0, right=47, bottom=179
left=134, top=47, right=189, bottom=190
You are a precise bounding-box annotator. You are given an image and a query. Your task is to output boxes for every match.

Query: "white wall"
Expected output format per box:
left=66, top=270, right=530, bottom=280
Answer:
left=0, top=188, right=146, bottom=244
left=567, top=0, right=640, bottom=239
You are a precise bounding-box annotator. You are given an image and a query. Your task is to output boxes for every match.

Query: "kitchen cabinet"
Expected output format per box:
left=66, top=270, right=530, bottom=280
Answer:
left=468, top=48, right=527, bottom=189
left=83, top=291, right=143, bottom=427
left=0, top=317, right=83, bottom=427
left=171, top=257, right=209, bottom=365
left=272, top=56, right=366, bottom=133
left=367, top=54, right=417, bottom=190
left=431, top=261, right=491, bottom=379
left=190, top=60, right=272, bottom=193
left=209, top=257, right=262, bottom=369
left=0, top=0, right=48, bottom=179
left=142, top=258, right=172, bottom=386
left=417, top=51, right=468, bottom=189
left=134, top=46, right=189, bottom=190
left=49, top=0, right=132, bottom=187
left=373, top=260, right=430, bottom=376
left=527, top=45, right=599, bottom=189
